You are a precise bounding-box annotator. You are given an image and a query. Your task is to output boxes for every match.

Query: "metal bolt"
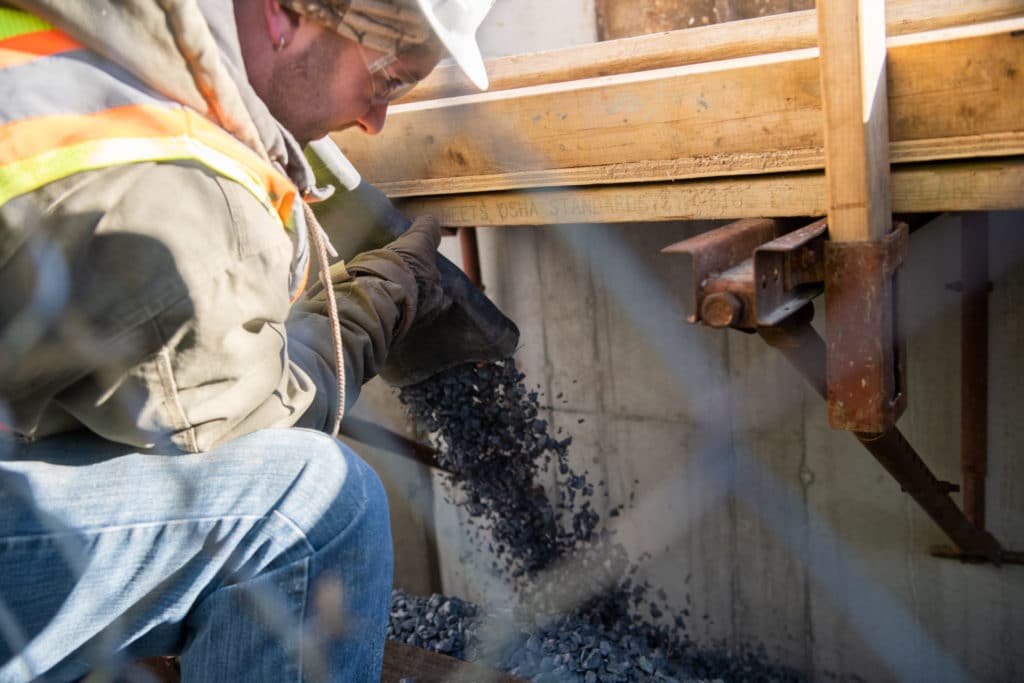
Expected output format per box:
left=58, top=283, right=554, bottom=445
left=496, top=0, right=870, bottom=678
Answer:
left=701, top=292, right=744, bottom=328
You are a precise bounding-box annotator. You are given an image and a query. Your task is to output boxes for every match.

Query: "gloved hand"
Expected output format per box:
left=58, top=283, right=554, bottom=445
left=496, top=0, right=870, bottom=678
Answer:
left=356, top=214, right=448, bottom=337
left=305, top=166, right=519, bottom=388
left=379, top=251, right=519, bottom=387
left=307, top=215, right=449, bottom=339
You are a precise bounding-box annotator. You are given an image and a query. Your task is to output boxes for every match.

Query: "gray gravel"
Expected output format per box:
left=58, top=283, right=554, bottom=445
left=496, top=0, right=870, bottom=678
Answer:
left=398, top=359, right=599, bottom=582
left=395, top=359, right=804, bottom=683
left=387, top=591, right=480, bottom=661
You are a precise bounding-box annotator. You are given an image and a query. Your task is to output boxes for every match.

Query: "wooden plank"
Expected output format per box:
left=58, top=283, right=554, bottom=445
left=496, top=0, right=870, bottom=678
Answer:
left=382, top=640, right=527, bottom=683
left=393, top=159, right=1024, bottom=227
left=892, top=159, right=1024, bottom=213
left=334, top=19, right=1024, bottom=198
left=399, top=174, right=826, bottom=226
left=817, top=0, right=892, bottom=242
left=402, top=0, right=1024, bottom=102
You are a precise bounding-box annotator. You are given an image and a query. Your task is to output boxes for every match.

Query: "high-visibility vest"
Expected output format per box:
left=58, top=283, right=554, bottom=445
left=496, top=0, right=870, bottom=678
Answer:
left=0, top=6, right=298, bottom=229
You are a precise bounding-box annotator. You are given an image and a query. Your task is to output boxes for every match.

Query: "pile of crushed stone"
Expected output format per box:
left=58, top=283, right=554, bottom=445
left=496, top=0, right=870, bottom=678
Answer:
left=388, top=586, right=800, bottom=683
left=394, top=359, right=803, bottom=683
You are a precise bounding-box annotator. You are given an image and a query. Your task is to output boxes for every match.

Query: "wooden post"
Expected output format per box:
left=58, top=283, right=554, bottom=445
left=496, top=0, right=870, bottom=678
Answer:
left=817, top=0, right=892, bottom=241
left=819, top=0, right=905, bottom=432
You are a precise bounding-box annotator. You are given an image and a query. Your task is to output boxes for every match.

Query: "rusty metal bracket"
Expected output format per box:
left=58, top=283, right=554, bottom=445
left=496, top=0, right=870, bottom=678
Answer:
left=825, top=224, right=909, bottom=433
left=754, top=218, right=828, bottom=326
left=659, top=219, right=794, bottom=325
left=662, top=218, right=800, bottom=327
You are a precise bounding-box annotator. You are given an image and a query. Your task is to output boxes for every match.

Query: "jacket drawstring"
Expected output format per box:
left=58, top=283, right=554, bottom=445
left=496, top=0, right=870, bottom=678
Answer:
left=304, top=202, right=346, bottom=436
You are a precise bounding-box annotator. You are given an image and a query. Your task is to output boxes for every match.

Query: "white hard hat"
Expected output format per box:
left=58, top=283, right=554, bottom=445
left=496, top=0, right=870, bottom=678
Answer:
left=413, top=0, right=495, bottom=90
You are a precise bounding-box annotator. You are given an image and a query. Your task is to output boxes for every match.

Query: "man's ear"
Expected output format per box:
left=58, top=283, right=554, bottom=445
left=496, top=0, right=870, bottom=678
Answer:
left=262, top=0, right=302, bottom=48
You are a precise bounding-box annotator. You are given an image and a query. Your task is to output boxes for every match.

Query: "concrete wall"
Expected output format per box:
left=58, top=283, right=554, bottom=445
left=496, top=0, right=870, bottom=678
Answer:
left=455, top=213, right=1024, bottom=683
left=358, top=3, right=1024, bottom=681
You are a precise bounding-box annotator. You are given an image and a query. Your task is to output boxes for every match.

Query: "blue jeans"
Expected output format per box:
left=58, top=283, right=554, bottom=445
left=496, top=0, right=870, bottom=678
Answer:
left=0, top=428, right=394, bottom=682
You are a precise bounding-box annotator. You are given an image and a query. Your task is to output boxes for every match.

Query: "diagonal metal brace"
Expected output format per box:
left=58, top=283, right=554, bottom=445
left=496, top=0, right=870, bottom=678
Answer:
left=759, top=305, right=1004, bottom=564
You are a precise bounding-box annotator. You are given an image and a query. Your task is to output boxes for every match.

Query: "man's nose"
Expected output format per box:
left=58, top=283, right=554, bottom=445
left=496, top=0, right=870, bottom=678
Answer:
left=357, top=102, right=389, bottom=135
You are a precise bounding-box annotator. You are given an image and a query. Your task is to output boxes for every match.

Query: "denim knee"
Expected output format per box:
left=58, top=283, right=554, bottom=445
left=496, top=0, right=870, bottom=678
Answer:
left=258, top=428, right=391, bottom=557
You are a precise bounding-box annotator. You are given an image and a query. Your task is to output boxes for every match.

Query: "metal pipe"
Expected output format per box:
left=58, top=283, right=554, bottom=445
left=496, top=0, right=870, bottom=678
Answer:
left=458, top=227, right=483, bottom=289
left=340, top=415, right=445, bottom=473
left=961, top=213, right=990, bottom=530
left=759, top=305, right=1003, bottom=563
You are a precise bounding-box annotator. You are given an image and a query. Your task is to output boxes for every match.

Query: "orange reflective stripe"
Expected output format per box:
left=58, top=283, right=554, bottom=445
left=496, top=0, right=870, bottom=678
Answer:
left=0, top=29, right=81, bottom=68
left=0, top=103, right=297, bottom=223
left=0, top=8, right=307, bottom=299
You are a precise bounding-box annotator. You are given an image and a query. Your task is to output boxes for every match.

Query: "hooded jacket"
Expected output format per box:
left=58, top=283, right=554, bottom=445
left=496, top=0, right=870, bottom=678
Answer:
left=0, top=0, right=419, bottom=452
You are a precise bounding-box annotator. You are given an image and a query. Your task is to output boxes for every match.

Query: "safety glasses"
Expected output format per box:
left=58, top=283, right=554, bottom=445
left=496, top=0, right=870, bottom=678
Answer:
left=364, top=52, right=419, bottom=104
left=360, top=39, right=445, bottom=105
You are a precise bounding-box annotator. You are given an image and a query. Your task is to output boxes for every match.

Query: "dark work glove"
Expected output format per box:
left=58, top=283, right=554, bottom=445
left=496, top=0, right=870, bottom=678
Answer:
left=305, top=165, right=519, bottom=388
left=378, top=254, right=519, bottom=387
left=343, top=215, right=449, bottom=338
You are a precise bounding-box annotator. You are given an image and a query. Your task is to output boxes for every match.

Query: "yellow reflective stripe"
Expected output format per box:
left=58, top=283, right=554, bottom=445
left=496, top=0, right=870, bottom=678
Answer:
left=0, top=136, right=281, bottom=222
left=0, top=9, right=297, bottom=228
left=0, top=104, right=297, bottom=224
left=0, top=7, right=50, bottom=40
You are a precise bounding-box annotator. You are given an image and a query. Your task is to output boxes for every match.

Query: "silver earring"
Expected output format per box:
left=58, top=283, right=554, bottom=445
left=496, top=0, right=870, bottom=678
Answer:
left=274, top=35, right=285, bottom=51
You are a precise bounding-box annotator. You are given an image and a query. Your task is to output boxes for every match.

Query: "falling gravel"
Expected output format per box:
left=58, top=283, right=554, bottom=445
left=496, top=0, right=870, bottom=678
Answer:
left=395, top=359, right=803, bottom=683
left=398, top=359, right=599, bottom=582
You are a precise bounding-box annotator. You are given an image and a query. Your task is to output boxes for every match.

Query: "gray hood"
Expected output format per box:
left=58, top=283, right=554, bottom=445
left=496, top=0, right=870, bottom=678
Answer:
left=7, top=0, right=317, bottom=192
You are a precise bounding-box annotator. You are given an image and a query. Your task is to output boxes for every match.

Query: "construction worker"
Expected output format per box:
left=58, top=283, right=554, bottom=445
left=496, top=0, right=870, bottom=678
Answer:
left=0, top=0, right=494, bottom=680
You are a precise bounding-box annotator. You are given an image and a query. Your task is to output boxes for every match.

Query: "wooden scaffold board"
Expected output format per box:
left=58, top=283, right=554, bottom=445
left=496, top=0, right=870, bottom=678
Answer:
left=331, top=0, right=1024, bottom=224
